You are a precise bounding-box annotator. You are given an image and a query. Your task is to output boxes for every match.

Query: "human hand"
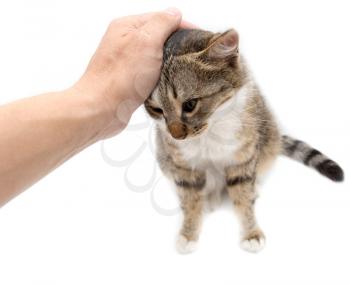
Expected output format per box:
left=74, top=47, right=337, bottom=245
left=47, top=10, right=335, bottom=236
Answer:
left=73, top=8, right=193, bottom=139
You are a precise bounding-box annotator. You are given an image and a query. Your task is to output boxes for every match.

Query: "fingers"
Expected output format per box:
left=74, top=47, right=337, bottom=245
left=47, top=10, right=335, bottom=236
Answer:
left=137, top=11, right=197, bottom=30
left=179, top=20, right=199, bottom=29
left=141, top=8, right=182, bottom=45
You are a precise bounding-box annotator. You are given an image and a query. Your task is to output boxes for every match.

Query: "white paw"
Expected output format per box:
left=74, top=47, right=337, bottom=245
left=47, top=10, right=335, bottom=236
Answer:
left=240, top=236, right=265, bottom=253
left=176, top=235, right=198, bottom=254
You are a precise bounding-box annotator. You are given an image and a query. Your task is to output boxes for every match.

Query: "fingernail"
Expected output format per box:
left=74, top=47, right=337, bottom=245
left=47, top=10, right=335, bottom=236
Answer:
left=164, top=7, right=181, bottom=17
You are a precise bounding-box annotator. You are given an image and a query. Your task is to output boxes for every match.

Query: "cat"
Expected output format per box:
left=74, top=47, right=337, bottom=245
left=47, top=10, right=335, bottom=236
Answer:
left=144, top=28, right=344, bottom=254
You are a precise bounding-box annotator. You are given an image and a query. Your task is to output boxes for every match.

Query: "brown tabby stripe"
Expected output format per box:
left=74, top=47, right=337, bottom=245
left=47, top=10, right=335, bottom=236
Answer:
left=175, top=179, right=205, bottom=190
left=226, top=176, right=254, bottom=187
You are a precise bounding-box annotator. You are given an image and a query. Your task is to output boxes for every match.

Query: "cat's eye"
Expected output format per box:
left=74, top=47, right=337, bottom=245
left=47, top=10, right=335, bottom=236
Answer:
left=182, top=99, right=198, bottom=113
left=150, top=106, right=163, bottom=115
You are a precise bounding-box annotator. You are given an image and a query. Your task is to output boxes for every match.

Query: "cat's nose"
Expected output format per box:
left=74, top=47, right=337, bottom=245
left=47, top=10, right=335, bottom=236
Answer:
left=167, top=121, right=187, bottom=140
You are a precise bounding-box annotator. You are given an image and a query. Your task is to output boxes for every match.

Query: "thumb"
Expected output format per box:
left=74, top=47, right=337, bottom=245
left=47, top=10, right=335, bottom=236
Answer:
left=142, top=8, right=182, bottom=45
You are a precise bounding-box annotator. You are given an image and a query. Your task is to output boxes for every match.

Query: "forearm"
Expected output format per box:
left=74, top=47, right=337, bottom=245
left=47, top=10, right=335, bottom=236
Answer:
left=0, top=88, right=114, bottom=206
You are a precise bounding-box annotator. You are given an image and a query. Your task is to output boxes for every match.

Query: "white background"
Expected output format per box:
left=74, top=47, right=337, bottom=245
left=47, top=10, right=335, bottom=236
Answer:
left=0, top=0, right=349, bottom=284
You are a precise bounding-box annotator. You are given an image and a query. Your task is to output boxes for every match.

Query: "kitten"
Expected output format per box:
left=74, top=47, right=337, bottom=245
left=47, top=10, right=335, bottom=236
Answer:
left=144, top=29, right=344, bottom=254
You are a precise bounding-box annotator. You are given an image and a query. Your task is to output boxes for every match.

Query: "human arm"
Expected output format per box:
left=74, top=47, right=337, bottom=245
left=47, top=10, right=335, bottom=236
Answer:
left=0, top=9, right=186, bottom=206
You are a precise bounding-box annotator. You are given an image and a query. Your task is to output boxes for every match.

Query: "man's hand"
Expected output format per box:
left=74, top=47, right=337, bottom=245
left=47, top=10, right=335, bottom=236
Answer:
left=74, top=8, right=191, bottom=138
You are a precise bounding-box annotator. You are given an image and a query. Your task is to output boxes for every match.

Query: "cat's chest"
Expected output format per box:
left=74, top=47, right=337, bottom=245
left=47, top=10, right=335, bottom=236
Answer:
left=176, top=111, right=242, bottom=168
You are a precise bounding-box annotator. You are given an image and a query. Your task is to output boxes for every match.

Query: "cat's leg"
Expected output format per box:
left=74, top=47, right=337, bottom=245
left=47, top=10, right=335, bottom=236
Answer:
left=226, top=165, right=265, bottom=253
left=203, top=168, right=224, bottom=212
left=175, top=172, right=205, bottom=254
left=205, top=188, right=222, bottom=212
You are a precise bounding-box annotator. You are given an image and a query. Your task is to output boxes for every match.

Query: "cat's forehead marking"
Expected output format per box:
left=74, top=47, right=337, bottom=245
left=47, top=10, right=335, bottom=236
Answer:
left=172, top=86, right=178, bottom=99
left=160, top=86, right=182, bottom=117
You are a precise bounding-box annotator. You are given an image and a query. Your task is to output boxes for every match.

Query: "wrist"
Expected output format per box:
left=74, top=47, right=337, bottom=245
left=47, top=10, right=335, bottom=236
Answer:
left=69, top=76, right=136, bottom=142
left=63, top=84, right=111, bottom=143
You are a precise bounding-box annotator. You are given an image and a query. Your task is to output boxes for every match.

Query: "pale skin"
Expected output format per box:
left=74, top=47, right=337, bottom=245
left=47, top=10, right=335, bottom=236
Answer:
left=0, top=8, right=193, bottom=207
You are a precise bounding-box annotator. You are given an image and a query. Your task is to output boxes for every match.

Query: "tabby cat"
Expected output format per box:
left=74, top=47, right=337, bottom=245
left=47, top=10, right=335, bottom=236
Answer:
left=144, top=29, right=344, bottom=254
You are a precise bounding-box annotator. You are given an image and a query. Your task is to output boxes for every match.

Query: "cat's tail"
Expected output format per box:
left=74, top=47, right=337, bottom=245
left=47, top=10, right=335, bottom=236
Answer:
left=281, top=135, right=344, bottom=182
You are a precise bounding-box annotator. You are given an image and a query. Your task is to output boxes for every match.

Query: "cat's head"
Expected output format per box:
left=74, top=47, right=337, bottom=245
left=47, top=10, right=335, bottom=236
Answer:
left=144, top=28, right=247, bottom=140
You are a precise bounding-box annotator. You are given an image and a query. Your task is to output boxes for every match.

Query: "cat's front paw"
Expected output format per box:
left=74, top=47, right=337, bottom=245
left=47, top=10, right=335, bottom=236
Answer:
left=176, top=235, right=198, bottom=254
left=240, top=230, right=265, bottom=253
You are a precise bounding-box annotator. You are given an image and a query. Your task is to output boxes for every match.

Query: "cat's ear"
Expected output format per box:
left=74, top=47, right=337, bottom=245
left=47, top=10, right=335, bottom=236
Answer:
left=201, top=29, right=239, bottom=63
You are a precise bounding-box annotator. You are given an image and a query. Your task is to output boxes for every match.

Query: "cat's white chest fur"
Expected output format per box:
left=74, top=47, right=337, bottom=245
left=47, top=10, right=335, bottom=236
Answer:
left=175, top=85, right=249, bottom=169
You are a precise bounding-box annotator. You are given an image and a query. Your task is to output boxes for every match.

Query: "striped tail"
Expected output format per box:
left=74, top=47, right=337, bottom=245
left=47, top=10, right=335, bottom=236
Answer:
left=281, top=135, right=344, bottom=182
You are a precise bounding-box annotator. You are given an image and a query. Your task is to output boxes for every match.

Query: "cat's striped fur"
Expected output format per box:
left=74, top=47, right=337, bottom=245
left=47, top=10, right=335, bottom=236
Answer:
left=282, top=135, right=344, bottom=182
left=144, top=29, right=344, bottom=254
